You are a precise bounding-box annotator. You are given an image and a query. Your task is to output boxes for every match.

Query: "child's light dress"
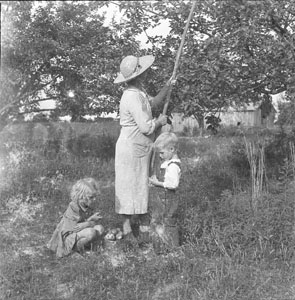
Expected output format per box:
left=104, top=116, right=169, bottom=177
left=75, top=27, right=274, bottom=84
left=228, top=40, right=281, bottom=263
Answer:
left=47, top=200, right=91, bottom=258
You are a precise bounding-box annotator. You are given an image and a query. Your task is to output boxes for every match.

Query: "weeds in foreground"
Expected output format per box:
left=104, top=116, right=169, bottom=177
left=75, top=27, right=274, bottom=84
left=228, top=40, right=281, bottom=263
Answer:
left=244, top=138, right=266, bottom=215
left=1, top=131, right=295, bottom=300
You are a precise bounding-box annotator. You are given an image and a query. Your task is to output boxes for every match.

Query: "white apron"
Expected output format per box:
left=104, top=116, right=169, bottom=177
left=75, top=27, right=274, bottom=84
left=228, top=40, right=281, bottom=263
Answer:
left=115, top=88, right=155, bottom=214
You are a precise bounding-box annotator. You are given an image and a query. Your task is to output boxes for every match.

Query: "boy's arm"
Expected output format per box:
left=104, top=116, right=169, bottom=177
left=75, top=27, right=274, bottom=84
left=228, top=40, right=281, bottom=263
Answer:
left=149, top=164, right=181, bottom=189
left=149, top=175, right=165, bottom=188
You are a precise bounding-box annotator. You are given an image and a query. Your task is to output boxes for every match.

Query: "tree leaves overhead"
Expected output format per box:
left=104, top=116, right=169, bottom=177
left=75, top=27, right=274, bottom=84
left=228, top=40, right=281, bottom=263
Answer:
left=2, top=0, right=295, bottom=125
left=1, top=1, right=137, bottom=122
left=117, top=0, right=295, bottom=126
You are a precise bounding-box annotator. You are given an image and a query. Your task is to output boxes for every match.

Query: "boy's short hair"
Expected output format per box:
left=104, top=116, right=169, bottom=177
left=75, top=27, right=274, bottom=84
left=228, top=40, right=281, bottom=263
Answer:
left=154, top=132, right=179, bottom=151
left=70, top=177, right=100, bottom=203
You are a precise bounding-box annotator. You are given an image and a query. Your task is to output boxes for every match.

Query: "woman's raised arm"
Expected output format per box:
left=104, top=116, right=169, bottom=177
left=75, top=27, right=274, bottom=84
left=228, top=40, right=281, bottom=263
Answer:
left=150, top=77, right=177, bottom=111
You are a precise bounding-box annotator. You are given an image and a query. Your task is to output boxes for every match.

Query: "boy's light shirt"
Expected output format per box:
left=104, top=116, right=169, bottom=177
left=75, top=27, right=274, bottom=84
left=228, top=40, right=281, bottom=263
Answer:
left=160, top=157, right=181, bottom=190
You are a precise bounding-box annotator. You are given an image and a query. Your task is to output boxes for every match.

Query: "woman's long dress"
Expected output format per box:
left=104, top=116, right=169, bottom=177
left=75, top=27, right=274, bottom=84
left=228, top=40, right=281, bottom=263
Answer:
left=115, top=87, right=155, bottom=215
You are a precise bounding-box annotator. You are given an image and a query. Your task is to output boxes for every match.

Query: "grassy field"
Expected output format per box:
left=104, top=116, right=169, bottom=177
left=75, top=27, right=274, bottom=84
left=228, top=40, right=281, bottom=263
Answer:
left=0, top=125, right=295, bottom=300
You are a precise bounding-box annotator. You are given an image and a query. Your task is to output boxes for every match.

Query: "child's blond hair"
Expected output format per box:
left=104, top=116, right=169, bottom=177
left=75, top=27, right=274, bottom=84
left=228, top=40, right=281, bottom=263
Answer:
left=154, top=132, right=179, bottom=151
left=70, top=178, right=100, bottom=202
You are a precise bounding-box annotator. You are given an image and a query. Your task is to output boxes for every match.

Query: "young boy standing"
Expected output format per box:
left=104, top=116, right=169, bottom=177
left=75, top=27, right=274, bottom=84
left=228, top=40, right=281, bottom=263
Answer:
left=149, top=132, right=181, bottom=252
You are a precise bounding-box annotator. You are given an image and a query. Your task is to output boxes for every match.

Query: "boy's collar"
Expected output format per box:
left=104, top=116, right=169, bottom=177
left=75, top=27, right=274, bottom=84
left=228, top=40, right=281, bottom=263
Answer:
left=160, top=156, right=181, bottom=168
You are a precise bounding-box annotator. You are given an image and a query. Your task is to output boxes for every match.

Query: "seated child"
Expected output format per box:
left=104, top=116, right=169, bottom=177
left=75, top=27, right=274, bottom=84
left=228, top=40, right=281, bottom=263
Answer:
left=149, top=132, right=181, bottom=252
left=47, top=177, right=105, bottom=258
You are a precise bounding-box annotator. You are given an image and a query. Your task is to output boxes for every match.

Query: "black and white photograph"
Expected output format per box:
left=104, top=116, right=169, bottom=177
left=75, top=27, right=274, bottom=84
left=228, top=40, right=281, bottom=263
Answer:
left=0, top=0, right=294, bottom=299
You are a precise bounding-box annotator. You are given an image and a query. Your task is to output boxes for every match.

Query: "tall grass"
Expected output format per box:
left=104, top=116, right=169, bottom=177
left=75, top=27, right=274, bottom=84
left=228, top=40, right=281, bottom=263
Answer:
left=244, top=138, right=266, bottom=215
left=0, top=126, right=295, bottom=299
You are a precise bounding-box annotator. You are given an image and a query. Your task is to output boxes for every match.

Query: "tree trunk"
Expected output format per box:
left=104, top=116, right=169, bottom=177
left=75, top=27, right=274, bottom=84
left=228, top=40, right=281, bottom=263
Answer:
left=194, top=113, right=205, bottom=137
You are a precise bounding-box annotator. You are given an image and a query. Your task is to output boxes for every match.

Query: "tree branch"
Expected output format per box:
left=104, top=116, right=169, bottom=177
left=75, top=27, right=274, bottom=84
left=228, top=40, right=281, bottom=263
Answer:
left=0, top=99, right=21, bottom=116
left=245, top=44, right=254, bottom=58
left=17, top=75, right=60, bottom=103
left=268, top=85, right=287, bottom=95
left=191, top=24, right=212, bottom=38
left=109, top=1, right=166, bottom=18
left=0, top=95, right=57, bottom=117
left=143, top=28, right=158, bottom=48
left=18, top=108, right=57, bottom=115
left=285, top=7, right=295, bottom=17
left=22, top=97, right=58, bottom=106
left=270, top=14, right=288, bottom=36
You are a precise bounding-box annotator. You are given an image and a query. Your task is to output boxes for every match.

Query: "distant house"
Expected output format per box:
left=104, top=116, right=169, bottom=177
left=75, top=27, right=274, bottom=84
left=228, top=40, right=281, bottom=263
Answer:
left=169, top=113, right=199, bottom=134
left=218, top=102, right=277, bottom=128
left=164, top=101, right=277, bottom=135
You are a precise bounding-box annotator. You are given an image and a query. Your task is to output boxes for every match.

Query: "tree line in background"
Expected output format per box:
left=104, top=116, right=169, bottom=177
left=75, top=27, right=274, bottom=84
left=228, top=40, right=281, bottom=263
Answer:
left=1, top=0, right=295, bottom=129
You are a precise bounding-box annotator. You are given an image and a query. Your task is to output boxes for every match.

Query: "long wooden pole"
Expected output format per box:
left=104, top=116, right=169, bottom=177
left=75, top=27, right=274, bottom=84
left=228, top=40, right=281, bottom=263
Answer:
left=151, top=1, right=197, bottom=177
left=162, top=0, right=197, bottom=115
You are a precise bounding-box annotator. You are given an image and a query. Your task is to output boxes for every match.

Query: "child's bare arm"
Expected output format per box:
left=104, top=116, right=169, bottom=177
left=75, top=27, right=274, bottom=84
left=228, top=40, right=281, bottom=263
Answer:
left=73, top=222, right=93, bottom=232
left=149, top=175, right=164, bottom=188
left=72, top=213, right=102, bottom=232
left=87, top=212, right=102, bottom=222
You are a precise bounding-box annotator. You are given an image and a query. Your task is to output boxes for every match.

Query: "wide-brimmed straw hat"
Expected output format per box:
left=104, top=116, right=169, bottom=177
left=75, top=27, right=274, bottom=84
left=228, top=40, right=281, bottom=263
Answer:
left=114, top=55, right=155, bottom=84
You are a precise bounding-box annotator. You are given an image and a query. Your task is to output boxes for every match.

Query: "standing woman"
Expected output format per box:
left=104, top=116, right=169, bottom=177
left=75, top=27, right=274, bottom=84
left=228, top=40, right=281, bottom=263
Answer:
left=114, top=55, right=174, bottom=241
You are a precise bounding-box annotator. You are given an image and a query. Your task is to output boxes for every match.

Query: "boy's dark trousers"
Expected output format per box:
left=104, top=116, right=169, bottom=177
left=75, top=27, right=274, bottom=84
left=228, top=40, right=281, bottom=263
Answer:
left=149, top=187, right=180, bottom=251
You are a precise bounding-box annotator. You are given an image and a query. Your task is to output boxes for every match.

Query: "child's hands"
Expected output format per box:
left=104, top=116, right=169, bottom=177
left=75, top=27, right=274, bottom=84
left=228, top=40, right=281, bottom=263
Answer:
left=88, top=212, right=102, bottom=222
left=73, top=222, right=89, bottom=232
left=149, top=175, right=159, bottom=186
left=156, top=114, right=167, bottom=126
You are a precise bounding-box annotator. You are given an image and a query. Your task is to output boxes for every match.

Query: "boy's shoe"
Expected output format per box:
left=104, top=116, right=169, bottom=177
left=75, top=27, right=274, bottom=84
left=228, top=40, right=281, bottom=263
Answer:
left=138, top=231, right=151, bottom=249
left=139, top=242, right=153, bottom=254
left=118, top=232, right=138, bottom=252
left=164, top=217, right=177, bottom=226
left=152, top=236, right=168, bottom=255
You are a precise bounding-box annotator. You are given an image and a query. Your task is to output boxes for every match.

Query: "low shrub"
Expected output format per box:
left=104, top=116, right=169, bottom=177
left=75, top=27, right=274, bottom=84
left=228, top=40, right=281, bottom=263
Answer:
left=264, top=126, right=295, bottom=178
left=216, top=125, right=244, bottom=137
left=66, top=133, right=116, bottom=160
left=228, top=139, right=250, bottom=180
left=178, top=137, right=200, bottom=158
left=0, top=139, right=115, bottom=210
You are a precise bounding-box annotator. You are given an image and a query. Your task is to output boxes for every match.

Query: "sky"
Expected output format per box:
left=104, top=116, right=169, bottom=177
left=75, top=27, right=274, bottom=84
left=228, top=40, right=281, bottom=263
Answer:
left=102, top=2, right=171, bottom=49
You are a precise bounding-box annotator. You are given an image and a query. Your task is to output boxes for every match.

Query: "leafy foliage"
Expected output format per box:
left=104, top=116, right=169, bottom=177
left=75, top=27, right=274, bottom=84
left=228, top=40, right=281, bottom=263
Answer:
left=276, top=100, right=295, bottom=126
left=2, top=1, right=295, bottom=127
left=118, top=0, right=295, bottom=123
left=205, top=114, right=221, bottom=134
left=66, top=133, right=116, bottom=160
left=1, top=1, right=137, bottom=124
